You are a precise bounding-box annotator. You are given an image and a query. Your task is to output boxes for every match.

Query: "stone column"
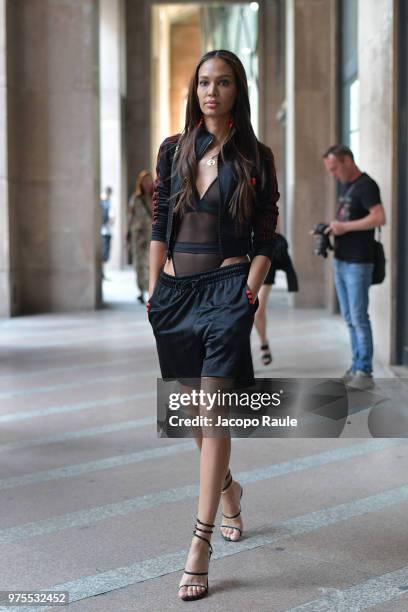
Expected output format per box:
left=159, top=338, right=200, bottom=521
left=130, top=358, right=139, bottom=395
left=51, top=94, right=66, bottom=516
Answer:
left=0, top=0, right=12, bottom=316
left=6, top=0, right=101, bottom=313
left=126, top=0, right=151, bottom=188
left=358, top=0, right=396, bottom=365
left=285, top=0, right=337, bottom=308
left=259, top=0, right=286, bottom=221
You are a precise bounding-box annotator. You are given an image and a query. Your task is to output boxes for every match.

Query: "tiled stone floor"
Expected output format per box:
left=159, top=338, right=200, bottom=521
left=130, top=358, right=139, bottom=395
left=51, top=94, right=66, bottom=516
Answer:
left=0, top=269, right=406, bottom=612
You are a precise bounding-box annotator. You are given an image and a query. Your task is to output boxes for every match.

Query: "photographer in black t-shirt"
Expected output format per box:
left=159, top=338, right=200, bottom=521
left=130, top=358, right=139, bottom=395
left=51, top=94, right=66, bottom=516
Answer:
left=323, top=145, right=386, bottom=390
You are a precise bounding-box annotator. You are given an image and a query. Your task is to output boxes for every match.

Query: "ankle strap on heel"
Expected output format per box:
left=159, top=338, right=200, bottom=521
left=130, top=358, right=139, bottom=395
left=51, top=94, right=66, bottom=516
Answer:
left=196, top=518, right=215, bottom=530
left=222, top=470, right=233, bottom=493
left=193, top=518, right=214, bottom=558
left=193, top=531, right=213, bottom=558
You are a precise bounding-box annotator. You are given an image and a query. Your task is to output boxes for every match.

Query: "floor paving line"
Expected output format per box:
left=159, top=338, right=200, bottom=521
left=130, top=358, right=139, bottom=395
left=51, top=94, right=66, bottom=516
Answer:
left=0, top=357, right=138, bottom=383
left=2, top=327, right=153, bottom=349
left=0, top=317, right=334, bottom=345
left=0, top=322, right=148, bottom=342
left=0, top=319, right=147, bottom=341
left=0, top=364, right=355, bottom=424
left=0, top=390, right=157, bottom=424
left=0, top=338, right=347, bottom=396
left=0, top=441, right=197, bottom=491
left=2, top=329, right=344, bottom=369
left=0, top=417, right=157, bottom=453
left=0, top=370, right=161, bottom=400
left=285, top=564, right=408, bottom=611
left=4, top=481, right=408, bottom=612
left=0, top=439, right=404, bottom=543
left=0, top=338, right=155, bottom=369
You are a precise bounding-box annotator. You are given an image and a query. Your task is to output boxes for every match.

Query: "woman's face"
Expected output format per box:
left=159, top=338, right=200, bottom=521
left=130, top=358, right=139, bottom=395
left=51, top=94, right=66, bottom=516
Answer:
left=141, top=174, right=153, bottom=195
left=196, top=58, right=237, bottom=119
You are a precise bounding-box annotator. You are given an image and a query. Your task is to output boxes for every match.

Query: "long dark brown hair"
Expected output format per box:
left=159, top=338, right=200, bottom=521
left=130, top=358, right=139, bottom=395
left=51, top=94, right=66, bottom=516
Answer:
left=172, top=50, right=261, bottom=232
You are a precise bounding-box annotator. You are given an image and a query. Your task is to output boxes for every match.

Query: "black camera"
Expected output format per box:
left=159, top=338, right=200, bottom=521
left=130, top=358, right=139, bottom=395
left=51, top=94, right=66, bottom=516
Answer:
left=312, top=223, right=333, bottom=258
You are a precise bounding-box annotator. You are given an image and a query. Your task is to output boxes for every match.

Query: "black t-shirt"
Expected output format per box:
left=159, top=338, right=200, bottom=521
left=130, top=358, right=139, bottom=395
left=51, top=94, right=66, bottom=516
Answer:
left=335, top=172, right=382, bottom=263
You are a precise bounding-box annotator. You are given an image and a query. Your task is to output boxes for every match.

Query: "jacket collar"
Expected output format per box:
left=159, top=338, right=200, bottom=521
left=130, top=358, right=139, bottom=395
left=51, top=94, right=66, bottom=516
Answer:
left=194, top=125, right=215, bottom=160
left=193, top=125, right=235, bottom=212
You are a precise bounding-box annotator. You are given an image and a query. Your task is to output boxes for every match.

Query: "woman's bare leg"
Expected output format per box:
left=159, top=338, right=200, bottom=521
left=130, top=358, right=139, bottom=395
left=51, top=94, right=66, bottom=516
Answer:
left=253, top=284, right=271, bottom=345
left=254, top=284, right=273, bottom=365
left=180, top=382, right=202, bottom=449
left=179, top=382, right=239, bottom=541
left=178, top=376, right=234, bottom=600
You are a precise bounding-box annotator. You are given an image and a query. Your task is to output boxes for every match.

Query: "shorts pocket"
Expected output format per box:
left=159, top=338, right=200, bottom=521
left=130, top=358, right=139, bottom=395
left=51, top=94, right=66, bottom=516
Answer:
left=148, top=279, right=162, bottom=306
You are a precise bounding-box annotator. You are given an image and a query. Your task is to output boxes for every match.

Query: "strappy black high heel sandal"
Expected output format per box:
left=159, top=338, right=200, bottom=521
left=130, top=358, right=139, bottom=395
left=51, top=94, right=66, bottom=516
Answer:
left=178, top=518, right=214, bottom=602
left=220, top=469, right=243, bottom=542
left=260, top=342, right=273, bottom=365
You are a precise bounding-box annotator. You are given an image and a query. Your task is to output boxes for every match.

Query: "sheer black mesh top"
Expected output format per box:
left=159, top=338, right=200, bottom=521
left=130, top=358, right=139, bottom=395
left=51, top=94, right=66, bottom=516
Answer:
left=172, top=177, right=223, bottom=276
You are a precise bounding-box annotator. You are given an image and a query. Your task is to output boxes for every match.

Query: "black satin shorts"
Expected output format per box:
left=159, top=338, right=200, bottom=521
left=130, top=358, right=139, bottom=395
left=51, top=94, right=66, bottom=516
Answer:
left=148, top=262, right=259, bottom=388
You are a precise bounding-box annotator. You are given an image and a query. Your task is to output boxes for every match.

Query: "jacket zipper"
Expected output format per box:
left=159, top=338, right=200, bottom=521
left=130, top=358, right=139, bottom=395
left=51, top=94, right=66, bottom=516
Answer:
left=166, top=198, right=174, bottom=260
left=217, top=160, right=223, bottom=259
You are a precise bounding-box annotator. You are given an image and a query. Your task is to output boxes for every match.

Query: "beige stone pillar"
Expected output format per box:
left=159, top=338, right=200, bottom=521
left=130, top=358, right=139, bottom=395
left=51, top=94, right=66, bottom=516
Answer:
left=285, top=0, right=337, bottom=308
left=126, top=0, right=151, bottom=190
left=259, top=0, right=286, bottom=221
left=358, top=0, right=396, bottom=365
left=0, top=0, right=12, bottom=316
left=6, top=0, right=101, bottom=313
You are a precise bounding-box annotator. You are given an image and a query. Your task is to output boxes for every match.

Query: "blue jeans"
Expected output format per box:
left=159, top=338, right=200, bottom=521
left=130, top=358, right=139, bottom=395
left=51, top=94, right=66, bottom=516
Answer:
left=333, top=259, right=374, bottom=374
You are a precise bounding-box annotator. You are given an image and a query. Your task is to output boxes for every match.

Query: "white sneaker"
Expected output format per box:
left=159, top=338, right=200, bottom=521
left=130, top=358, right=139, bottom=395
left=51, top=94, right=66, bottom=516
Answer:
left=341, top=368, right=355, bottom=384
left=347, top=371, right=374, bottom=390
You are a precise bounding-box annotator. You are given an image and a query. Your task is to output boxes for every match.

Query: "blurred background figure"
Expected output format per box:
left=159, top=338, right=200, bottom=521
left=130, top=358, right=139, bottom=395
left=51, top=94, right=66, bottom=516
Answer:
left=254, top=234, right=298, bottom=366
left=100, top=186, right=115, bottom=279
left=254, top=285, right=273, bottom=366
left=127, top=170, right=153, bottom=304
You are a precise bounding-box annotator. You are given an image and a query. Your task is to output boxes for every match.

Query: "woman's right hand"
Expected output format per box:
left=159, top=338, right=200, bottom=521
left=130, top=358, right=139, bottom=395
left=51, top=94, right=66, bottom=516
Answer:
left=148, top=286, right=155, bottom=301
left=148, top=241, right=167, bottom=314
left=146, top=286, right=155, bottom=313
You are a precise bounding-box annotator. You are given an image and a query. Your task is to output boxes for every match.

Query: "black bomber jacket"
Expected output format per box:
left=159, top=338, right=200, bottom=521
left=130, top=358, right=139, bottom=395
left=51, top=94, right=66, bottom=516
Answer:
left=151, top=126, right=280, bottom=263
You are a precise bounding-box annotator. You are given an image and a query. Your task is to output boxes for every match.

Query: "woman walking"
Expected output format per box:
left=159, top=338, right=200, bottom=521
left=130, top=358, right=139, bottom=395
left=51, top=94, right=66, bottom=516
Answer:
left=254, top=280, right=274, bottom=365
left=127, top=170, right=153, bottom=304
left=254, top=232, right=298, bottom=366
left=147, top=50, right=279, bottom=601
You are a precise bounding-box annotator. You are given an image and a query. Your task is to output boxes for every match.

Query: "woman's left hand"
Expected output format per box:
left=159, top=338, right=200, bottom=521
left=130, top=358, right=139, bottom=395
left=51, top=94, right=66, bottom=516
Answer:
left=246, top=255, right=270, bottom=303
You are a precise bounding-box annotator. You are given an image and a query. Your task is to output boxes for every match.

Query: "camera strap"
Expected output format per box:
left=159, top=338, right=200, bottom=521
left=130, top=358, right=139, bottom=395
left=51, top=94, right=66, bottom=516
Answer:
left=336, top=182, right=358, bottom=218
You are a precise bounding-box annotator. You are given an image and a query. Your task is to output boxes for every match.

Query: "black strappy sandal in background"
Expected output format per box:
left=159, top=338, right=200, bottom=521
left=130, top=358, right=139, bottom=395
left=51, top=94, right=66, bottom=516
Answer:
left=260, top=342, right=273, bottom=365
left=178, top=518, right=214, bottom=602
left=220, top=469, right=243, bottom=542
